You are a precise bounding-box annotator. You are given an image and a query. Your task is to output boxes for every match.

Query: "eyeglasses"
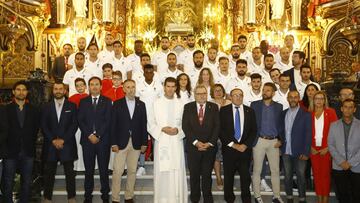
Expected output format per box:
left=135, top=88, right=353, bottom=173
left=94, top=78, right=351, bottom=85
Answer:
left=231, top=94, right=243, bottom=98
left=195, top=92, right=207, bottom=96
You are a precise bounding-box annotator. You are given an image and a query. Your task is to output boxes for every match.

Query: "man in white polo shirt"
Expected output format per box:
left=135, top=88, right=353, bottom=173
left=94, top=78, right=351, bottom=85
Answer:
left=226, top=59, right=251, bottom=95
left=259, top=54, right=275, bottom=84
left=178, top=34, right=197, bottom=72
left=63, top=52, right=94, bottom=96
left=204, top=47, right=219, bottom=73
left=160, top=53, right=182, bottom=84
left=152, top=36, right=172, bottom=73
left=68, top=37, right=88, bottom=68
left=243, top=73, right=263, bottom=106
left=110, top=41, right=131, bottom=80
left=274, top=47, right=292, bottom=73
left=132, top=53, right=161, bottom=84
left=296, top=65, right=321, bottom=99
left=214, top=56, right=235, bottom=88
left=248, top=47, right=264, bottom=74
left=186, top=50, right=205, bottom=86
left=273, top=74, right=291, bottom=110
left=84, top=43, right=103, bottom=78
left=126, top=40, right=144, bottom=74
left=98, top=33, right=114, bottom=62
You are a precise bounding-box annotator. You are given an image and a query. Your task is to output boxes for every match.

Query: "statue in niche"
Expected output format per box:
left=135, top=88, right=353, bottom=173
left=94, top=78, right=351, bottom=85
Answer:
left=160, top=0, right=196, bottom=25
left=72, top=0, right=88, bottom=18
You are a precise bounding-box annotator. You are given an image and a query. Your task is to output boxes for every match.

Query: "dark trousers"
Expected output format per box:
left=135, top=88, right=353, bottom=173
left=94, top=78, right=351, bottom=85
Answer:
left=82, top=142, right=110, bottom=201
left=282, top=154, right=307, bottom=199
left=43, top=161, right=75, bottom=200
left=187, top=147, right=215, bottom=203
left=223, top=149, right=251, bottom=203
left=332, top=169, right=360, bottom=203
left=1, top=154, right=33, bottom=203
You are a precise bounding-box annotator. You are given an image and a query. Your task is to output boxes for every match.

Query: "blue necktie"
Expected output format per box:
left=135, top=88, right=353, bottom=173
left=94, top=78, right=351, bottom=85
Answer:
left=234, top=106, right=241, bottom=141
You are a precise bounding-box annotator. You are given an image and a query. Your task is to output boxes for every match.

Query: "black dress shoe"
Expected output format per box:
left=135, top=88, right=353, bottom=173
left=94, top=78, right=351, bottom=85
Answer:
left=124, top=199, right=134, bottom=203
left=102, top=200, right=109, bottom=203
left=112, top=201, right=119, bottom=203
left=122, top=169, right=128, bottom=176
left=83, top=200, right=92, bottom=203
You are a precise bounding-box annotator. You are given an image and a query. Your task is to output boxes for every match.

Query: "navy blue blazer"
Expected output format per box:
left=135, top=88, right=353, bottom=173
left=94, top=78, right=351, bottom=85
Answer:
left=250, top=100, right=284, bottom=146
left=111, top=97, right=147, bottom=150
left=78, top=95, right=112, bottom=145
left=280, top=107, right=312, bottom=157
left=41, top=99, right=78, bottom=162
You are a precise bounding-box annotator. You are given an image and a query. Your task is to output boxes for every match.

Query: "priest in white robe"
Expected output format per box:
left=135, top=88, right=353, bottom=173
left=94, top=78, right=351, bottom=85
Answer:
left=148, top=77, right=188, bottom=203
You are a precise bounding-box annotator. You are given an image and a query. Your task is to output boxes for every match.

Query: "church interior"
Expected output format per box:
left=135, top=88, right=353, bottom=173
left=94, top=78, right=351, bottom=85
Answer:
left=0, top=0, right=360, bottom=202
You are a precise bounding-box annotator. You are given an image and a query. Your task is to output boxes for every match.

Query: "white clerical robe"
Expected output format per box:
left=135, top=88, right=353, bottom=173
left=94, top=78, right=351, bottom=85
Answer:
left=148, top=97, right=188, bottom=203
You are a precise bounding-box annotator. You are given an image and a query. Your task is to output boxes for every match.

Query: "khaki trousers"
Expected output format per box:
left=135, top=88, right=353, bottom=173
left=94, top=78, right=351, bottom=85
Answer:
left=111, top=138, right=141, bottom=201
left=252, top=137, right=281, bottom=198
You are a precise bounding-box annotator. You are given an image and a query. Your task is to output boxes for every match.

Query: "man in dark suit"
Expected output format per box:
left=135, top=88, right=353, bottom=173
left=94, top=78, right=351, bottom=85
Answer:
left=250, top=82, right=284, bottom=203
left=41, top=82, right=78, bottom=203
left=281, top=90, right=312, bottom=203
left=283, top=51, right=306, bottom=87
left=110, top=79, right=148, bottom=203
left=220, top=88, right=257, bottom=203
left=78, top=76, right=112, bottom=203
left=51, top=43, right=73, bottom=82
left=182, top=84, right=220, bottom=203
left=0, top=104, right=8, bottom=188
left=1, top=81, right=40, bottom=203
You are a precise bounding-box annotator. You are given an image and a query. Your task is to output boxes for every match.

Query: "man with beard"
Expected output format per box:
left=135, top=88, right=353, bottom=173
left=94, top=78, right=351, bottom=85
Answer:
left=52, top=43, right=73, bottom=82
left=98, top=33, right=114, bottom=61
left=259, top=54, right=275, bottom=83
left=274, top=47, right=292, bottom=73
left=251, top=83, right=284, bottom=203
left=63, top=52, right=95, bottom=96
left=1, top=81, right=40, bottom=203
left=187, top=50, right=205, bottom=86
left=152, top=36, right=172, bottom=73
left=273, top=74, right=291, bottom=110
left=275, top=35, right=296, bottom=64
left=160, top=53, right=183, bottom=84
left=126, top=40, right=144, bottom=74
left=237, top=35, right=252, bottom=61
left=229, top=44, right=242, bottom=74
left=41, top=82, right=78, bottom=203
left=248, top=47, right=264, bottom=74
left=226, top=59, right=251, bottom=95
left=179, top=34, right=197, bottom=72
left=283, top=51, right=306, bottom=86
left=68, top=37, right=88, bottom=68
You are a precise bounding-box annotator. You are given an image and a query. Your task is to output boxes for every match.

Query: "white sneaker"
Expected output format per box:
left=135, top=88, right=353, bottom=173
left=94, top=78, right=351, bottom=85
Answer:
left=136, top=166, right=146, bottom=177
left=261, top=179, right=272, bottom=192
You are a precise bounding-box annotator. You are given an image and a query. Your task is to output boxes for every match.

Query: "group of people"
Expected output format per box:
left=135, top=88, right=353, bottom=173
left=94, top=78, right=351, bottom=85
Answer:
left=0, top=33, right=359, bottom=203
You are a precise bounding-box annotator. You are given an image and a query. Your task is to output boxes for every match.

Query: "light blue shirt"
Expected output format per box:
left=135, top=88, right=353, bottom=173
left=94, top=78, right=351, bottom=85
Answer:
left=126, top=97, right=136, bottom=119
left=285, top=105, right=300, bottom=155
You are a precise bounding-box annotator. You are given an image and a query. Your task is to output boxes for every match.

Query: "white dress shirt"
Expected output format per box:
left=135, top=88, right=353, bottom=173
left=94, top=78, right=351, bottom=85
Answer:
left=54, top=97, right=65, bottom=121
left=315, top=112, right=324, bottom=147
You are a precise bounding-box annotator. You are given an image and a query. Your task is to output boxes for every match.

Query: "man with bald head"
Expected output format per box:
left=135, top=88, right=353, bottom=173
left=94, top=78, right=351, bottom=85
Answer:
left=68, top=37, right=88, bottom=68
left=332, top=87, right=360, bottom=119
left=274, top=47, right=292, bottom=72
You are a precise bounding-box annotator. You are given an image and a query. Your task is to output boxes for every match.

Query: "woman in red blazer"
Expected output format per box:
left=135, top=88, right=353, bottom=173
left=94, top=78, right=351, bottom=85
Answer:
left=310, top=91, right=338, bottom=203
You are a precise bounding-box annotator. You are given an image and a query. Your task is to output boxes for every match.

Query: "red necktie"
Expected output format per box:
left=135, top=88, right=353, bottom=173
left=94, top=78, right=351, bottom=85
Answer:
left=198, top=104, right=204, bottom=125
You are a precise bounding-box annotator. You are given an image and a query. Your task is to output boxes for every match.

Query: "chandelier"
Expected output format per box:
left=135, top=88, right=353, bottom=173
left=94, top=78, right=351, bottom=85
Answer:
left=340, top=0, right=360, bottom=46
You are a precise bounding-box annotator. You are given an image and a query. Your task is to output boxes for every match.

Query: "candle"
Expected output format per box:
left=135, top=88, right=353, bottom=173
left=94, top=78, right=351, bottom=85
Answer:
left=57, top=0, right=67, bottom=25
left=291, top=0, right=301, bottom=28
left=102, top=0, right=112, bottom=22
left=247, top=0, right=256, bottom=24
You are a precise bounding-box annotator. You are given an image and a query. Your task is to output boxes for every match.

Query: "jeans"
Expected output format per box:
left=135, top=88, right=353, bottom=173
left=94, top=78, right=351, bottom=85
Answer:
left=282, top=154, right=307, bottom=199
left=1, top=154, right=34, bottom=203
